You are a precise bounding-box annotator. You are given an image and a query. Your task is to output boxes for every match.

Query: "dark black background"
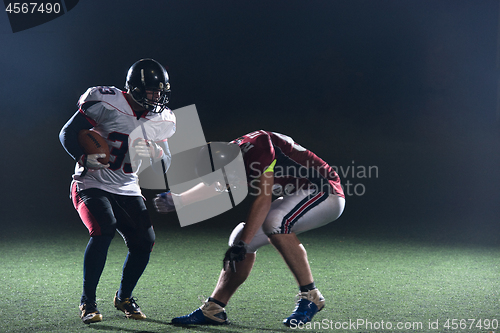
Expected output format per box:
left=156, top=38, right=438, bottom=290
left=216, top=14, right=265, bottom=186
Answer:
left=1, top=0, right=499, bottom=243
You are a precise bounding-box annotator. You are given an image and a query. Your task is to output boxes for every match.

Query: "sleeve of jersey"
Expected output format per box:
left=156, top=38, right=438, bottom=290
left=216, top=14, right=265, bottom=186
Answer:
left=60, top=87, right=110, bottom=160
left=159, top=109, right=177, bottom=140
left=77, top=87, right=108, bottom=125
left=244, top=134, right=276, bottom=178
left=158, top=140, right=172, bottom=173
left=59, top=111, right=94, bottom=161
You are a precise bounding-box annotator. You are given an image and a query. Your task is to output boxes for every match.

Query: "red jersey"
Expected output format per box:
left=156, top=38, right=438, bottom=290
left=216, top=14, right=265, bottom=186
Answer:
left=230, top=130, right=344, bottom=198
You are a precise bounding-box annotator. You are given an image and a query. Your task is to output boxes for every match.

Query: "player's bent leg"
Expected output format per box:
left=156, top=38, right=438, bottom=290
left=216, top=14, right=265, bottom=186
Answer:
left=72, top=187, right=118, bottom=324
left=172, top=300, right=228, bottom=325
left=117, top=248, right=152, bottom=298
left=288, top=194, right=345, bottom=235
left=229, top=222, right=269, bottom=252
left=171, top=250, right=256, bottom=325
left=114, top=195, right=154, bottom=320
left=209, top=221, right=264, bottom=306
left=283, top=289, right=325, bottom=327
left=261, top=192, right=341, bottom=327
left=210, top=222, right=264, bottom=305
left=114, top=247, right=151, bottom=320
left=211, top=252, right=256, bottom=305
left=81, top=236, right=114, bottom=305
left=262, top=191, right=345, bottom=238
left=269, top=233, right=326, bottom=326
left=269, top=233, right=313, bottom=286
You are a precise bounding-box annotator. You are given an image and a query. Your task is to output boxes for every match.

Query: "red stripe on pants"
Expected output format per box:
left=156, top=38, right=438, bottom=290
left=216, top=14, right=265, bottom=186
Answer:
left=283, top=192, right=324, bottom=234
left=71, top=183, right=102, bottom=236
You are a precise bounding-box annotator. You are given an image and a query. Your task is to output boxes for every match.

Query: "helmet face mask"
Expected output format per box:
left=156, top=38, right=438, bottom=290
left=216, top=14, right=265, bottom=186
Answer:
left=195, top=142, right=246, bottom=189
left=125, top=59, right=171, bottom=113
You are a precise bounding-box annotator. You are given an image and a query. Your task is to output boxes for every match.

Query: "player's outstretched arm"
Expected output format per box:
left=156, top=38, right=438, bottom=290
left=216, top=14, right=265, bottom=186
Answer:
left=154, top=181, right=222, bottom=214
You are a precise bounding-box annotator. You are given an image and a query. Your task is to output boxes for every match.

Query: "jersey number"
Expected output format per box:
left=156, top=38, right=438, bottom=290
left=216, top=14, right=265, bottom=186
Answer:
left=98, top=86, right=116, bottom=95
left=107, top=132, right=133, bottom=173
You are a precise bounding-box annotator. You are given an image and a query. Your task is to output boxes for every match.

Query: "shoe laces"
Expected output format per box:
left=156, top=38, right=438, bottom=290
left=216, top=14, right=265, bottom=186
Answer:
left=198, top=295, right=207, bottom=304
left=295, top=291, right=318, bottom=304
left=117, top=295, right=140, bottom=311
left=81, top=302, right=98, bottom=314
left=295, top=292, right=308, bottom=302
left=127, top=297, right=140, bottom=309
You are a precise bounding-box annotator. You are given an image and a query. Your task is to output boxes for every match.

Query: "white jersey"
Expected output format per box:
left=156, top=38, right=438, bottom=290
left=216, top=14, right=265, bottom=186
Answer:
left=72, top=86, right=176, bottom=196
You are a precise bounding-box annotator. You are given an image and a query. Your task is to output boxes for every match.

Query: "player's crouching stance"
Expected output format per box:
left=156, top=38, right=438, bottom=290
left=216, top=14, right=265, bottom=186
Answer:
left=60, top=59, right=176, bottom=324
left=154, top=131, right=345, bottom=327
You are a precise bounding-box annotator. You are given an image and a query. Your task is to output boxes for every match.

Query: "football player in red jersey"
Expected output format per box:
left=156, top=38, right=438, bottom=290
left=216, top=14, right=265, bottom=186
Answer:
left=59, top=59, right=176, bottom=324
left=155, top=130, right=345, bottom=327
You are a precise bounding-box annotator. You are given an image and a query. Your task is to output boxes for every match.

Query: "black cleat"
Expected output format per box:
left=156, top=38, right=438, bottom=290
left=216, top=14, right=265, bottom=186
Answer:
left=79, top=302, right=103, bottom=324
left=114, top=292, right=146, bottom=320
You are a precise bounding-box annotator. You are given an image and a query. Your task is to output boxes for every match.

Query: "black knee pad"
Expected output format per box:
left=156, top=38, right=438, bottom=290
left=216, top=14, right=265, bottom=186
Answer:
left=124, top=226, right=155, bottom=253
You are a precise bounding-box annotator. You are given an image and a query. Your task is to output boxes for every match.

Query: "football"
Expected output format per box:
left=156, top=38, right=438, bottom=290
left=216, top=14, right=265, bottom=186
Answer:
left=78, top=129, right=110, bottom=164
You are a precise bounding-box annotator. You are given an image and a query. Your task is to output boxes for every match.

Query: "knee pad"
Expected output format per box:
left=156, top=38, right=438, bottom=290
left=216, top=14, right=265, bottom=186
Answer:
left=228, top=222, right=270, bottom=253
left=124, top=226, right=155, bottom=253
left=228, top=222, right=245, bottom=247
left=87, top=235, right=114, bottom=256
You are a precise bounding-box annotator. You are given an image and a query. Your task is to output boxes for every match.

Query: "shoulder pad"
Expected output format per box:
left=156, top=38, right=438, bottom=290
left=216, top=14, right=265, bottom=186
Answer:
left=161, top=107, right=176, bottom=120
left=78, top=86, right=123, bottom=108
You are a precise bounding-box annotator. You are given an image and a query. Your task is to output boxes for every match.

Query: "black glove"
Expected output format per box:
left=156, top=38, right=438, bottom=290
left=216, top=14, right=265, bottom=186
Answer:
left=223, top=240, right=249, bottom=273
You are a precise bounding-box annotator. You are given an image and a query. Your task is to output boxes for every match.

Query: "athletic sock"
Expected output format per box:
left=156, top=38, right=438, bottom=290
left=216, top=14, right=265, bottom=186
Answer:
left=299, top=282, right=316, bottom=293
left=207, top=297, right=227, bottom=308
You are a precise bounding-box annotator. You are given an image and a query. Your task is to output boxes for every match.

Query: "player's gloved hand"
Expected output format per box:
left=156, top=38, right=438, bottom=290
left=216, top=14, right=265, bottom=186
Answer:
left=133, top=140, right=164, bottom=159
left=154, top=191, right=177, bottom=213
left=78, top=154, right=110, bottom=169
left=223, top=240, right=249, bottom=273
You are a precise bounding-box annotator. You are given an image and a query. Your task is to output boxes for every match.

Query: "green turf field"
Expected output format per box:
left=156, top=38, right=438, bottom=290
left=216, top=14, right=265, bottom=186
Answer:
left=1, top=216, right=498, bottom=333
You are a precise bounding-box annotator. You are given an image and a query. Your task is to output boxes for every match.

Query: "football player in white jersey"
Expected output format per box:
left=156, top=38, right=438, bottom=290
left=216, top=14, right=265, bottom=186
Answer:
left=59, top=59, right=176, bottom=324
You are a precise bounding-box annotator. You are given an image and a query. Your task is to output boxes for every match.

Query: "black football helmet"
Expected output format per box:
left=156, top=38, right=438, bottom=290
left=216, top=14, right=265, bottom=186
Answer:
left=125, top=58, right=171, bottom=113
left=195, top=142, right=246, bottom=190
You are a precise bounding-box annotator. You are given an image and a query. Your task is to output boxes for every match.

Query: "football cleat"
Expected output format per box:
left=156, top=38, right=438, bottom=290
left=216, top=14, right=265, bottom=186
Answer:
left=113, top=292, right=146, bottom=320
left=172, top=300, right=228, bottom=325
left=283, top=289, right=325, bottom=327
left=79, top=302, right=103, bottom=324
